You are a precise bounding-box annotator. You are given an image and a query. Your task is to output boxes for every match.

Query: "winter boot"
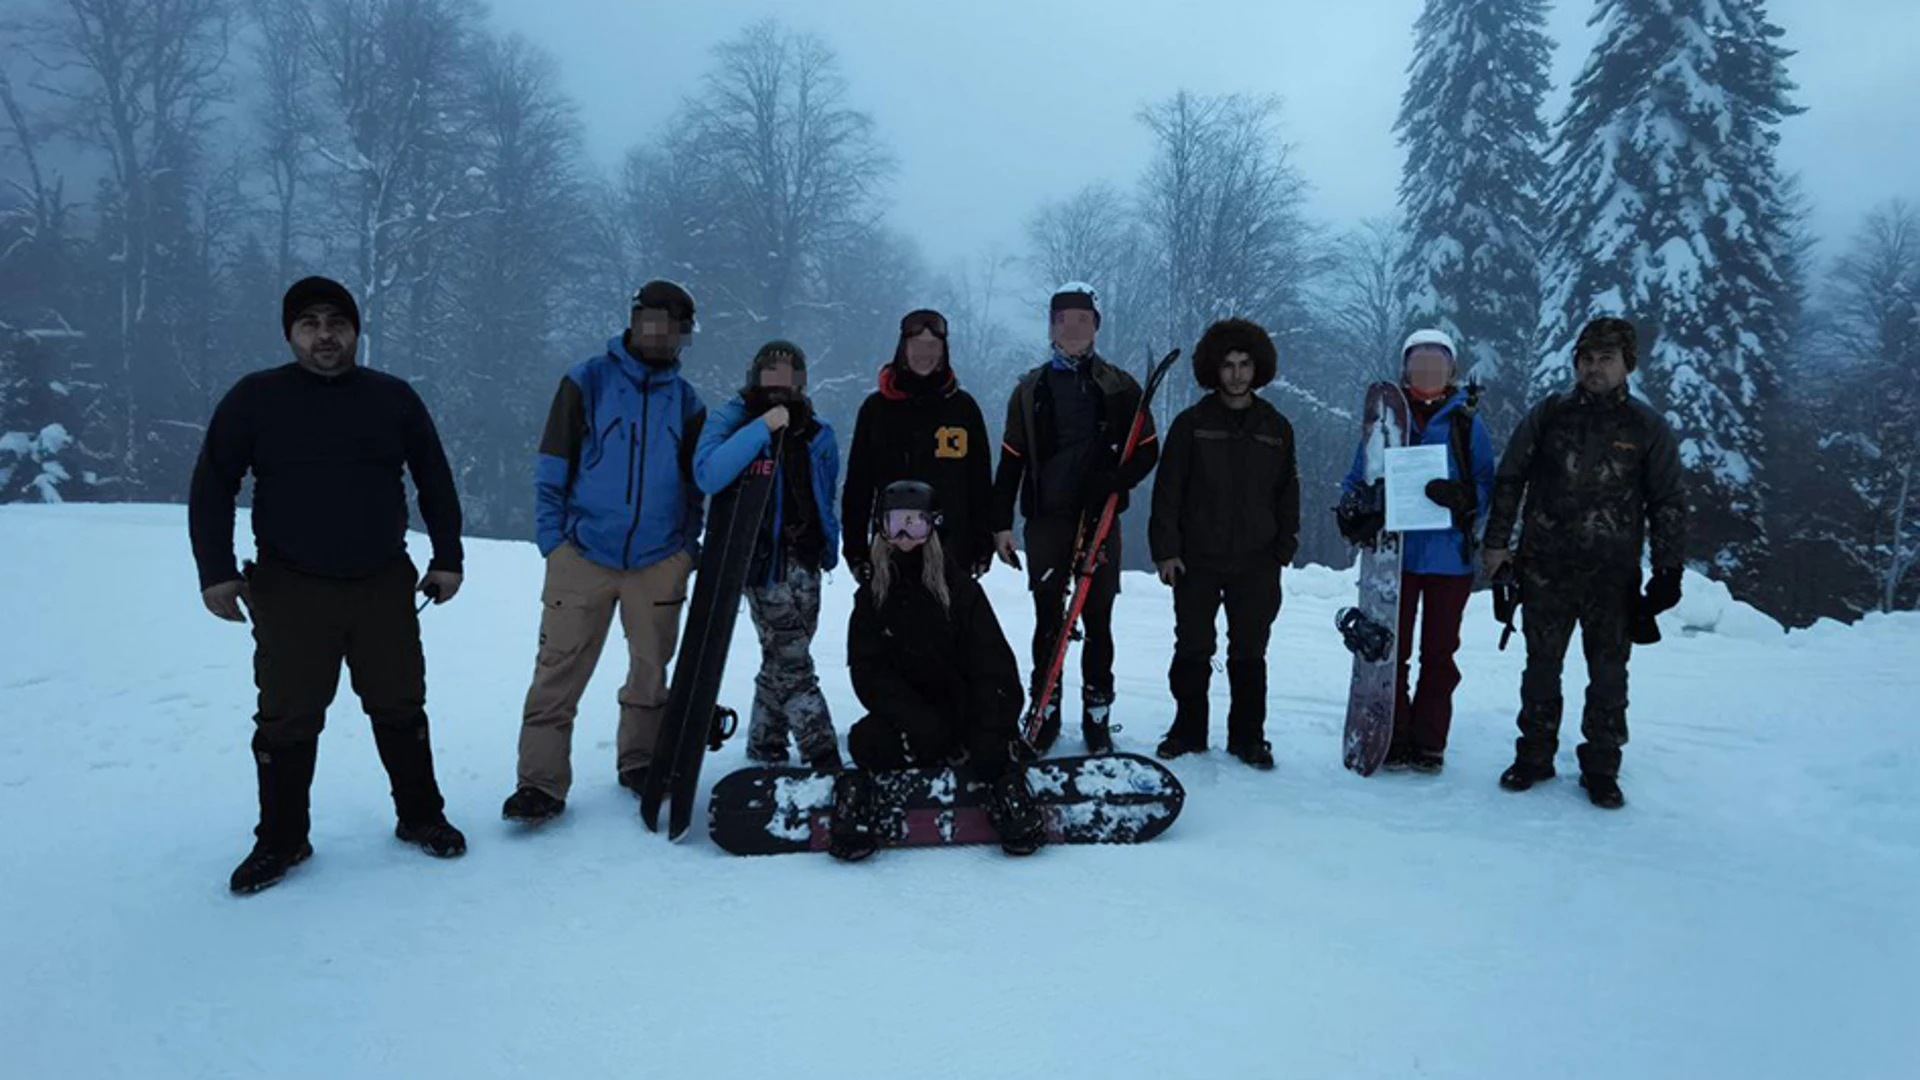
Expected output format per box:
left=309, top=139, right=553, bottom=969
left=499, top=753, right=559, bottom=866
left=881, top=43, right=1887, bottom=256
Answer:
left=1081, top=693, right=1116, bottom=756
left=231, top=732, right=319, bottom=895
left=1382, top=743, right=1415, bottom=772
left=617, top=767, right=648, bottom=796
left=1028, top=685, right=1063, bottom=755
left=502, top=786, right=565, bottom=823
left=1499, top=759, right=1557, bottom=791
left=395, top=816, right=467, bottom=858
left=828, top=770, right=880, bottom=862
left=806, top=741, right=844, bottom=774
left=746, top=739, right=791, bottom=766
left=1580, top=773, right=1626, bottom=809
left=1408, top=748, right=1445, bottom=775
left=988, top=769, right=1045, bottom=857
left=1227, top=738, right=1276, bottom=771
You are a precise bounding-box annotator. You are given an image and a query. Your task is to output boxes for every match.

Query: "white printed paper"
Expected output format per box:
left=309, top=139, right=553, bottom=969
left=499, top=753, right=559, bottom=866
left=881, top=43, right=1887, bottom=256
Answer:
left=1385, top=445, right=1453, bottom=532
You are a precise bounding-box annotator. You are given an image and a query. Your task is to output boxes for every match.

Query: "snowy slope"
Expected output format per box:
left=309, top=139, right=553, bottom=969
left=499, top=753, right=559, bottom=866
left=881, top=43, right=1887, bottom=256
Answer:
left=1, top=505, right=1913, bottom=1080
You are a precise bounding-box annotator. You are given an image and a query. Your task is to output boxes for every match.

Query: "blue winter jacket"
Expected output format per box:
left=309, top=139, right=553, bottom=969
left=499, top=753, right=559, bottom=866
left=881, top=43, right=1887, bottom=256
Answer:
left=1341, top=389, right=1496, bottom=577
left=693, top=395, right=842, bottom=583
left=534, top=335, right=706, bottom=570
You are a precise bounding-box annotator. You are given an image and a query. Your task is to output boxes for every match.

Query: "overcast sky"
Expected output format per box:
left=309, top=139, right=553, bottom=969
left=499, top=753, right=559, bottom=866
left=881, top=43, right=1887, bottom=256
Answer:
left=489, top=0, right=1918, bottom=277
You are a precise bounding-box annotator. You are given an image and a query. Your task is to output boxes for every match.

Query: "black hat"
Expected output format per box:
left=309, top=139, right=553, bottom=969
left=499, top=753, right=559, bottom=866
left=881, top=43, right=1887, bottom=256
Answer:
left=1049, top=281, right=1100, bottom=326
left=632, top=279, right=697, bottom=330
left=1192, top=317, right=1277, bottom=391
left=282, top=276, right=360, bottom=339
left=877, top=479, right=938, bottom=515
left=1575, top=317, right=1638, bottom=372
left=746, top=340, right=807, bottom=391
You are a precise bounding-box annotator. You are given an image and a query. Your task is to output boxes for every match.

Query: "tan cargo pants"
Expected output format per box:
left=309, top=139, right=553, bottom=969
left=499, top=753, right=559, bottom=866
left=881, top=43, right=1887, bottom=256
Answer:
left=516, top=543, right=693, bottom=799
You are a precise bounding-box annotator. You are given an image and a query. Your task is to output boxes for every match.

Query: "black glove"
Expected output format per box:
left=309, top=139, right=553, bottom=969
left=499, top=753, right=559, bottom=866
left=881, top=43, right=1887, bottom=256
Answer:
left=1335, top=502, right=1382, bottom=547
left=1424, top=478, right=1475, bottom=513
left=850, top=559, right=874, bottom=585
left=972, top=553, right=993, bottom=579
left=1643, top=567, right=1682, bottom=615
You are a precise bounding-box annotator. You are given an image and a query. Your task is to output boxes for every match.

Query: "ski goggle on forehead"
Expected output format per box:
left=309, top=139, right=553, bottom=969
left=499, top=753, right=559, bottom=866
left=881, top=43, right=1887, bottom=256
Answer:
left=883, top=509, right=934, bottom=541
left=901, top=311, right=947, bottom=339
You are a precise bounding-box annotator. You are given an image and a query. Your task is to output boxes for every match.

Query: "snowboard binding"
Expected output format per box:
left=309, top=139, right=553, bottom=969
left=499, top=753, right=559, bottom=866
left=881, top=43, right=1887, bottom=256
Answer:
left=1334, top=484, right=1386, bottom=548
left=1336, top=606, right=1394, bottom=664
left=706, top=706, right=739, bottom=752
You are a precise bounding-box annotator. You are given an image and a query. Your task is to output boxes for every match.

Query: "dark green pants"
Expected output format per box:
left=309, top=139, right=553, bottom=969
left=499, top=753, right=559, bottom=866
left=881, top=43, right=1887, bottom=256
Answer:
left=1515, top=561, right=1635, bottom=778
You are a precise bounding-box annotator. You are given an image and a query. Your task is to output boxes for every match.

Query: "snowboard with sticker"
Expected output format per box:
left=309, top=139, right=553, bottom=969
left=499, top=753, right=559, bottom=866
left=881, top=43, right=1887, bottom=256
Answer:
left=1336, top=381, right=1409, bottom=776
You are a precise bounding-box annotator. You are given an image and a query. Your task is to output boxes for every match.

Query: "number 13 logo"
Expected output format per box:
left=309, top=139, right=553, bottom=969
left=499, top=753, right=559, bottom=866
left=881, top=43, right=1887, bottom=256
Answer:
left=935, top=427, right=968, bottom=459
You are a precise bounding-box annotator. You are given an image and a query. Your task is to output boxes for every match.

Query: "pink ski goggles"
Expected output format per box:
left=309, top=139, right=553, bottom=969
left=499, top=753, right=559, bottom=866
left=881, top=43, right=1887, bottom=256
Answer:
left=883, top=509, right=934, bottom=542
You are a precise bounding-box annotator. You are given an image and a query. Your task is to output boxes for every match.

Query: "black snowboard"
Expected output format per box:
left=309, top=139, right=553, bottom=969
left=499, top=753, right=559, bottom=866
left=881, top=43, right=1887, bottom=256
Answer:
left=641, top=436, right=783, bottom=840
left=708, top=753, right=1185, bottom=856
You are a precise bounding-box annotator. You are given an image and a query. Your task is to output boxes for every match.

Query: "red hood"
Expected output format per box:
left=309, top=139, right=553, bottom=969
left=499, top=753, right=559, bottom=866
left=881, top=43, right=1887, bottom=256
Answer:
left=878, top=363, right=958, bottom=402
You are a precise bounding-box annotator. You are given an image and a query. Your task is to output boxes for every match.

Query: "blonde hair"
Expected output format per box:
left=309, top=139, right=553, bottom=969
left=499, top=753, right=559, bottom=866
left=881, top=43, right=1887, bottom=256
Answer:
left=869, top=529, right=951, bottom=615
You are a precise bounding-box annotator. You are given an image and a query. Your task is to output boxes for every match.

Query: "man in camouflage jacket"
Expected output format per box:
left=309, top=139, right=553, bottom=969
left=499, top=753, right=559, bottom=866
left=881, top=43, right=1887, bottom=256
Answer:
left=1481, top=317, right=1688, bottom=809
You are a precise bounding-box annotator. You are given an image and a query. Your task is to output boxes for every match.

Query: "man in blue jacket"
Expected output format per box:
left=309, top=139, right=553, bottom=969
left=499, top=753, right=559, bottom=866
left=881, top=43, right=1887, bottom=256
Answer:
left=1338, top=330, right=1496, bottom=774
left=503, top=280, right=707, bottom=823
left=693, top=341, right=843, bottom=772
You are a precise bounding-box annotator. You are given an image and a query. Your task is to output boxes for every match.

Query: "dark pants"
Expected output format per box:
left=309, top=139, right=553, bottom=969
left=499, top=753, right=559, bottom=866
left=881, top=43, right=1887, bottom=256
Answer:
left=1514, top=561, right=1635, bottom=777
left=1393, top=572, right=1475, bottom=754
left=1167, top=560, right=1282, bottom=745
left=848, top=711, right=1011, bottom=783
left=246, top=558, right=446, bottom=845
left=1025, top=515, right=1120, bottom=706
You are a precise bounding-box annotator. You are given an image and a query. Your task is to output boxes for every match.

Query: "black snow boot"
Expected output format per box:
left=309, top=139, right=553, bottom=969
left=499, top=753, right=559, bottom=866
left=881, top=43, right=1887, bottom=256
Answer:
left=1029, top=688, right=1063, bottom=755
left=231, top=732, right=319, bottom=895
left=229, top=840, right=314, bottom=896
left=1157, top=698, right=1207, bottom=760
left=396, top=816, right=467, bottom=858
left=1081, top=694, right=1116, bottom=755
left=988, top=769, right=1045, bottom=857
left=618, top=767, right=648, bottom=796
left=1408, top=748, right=1445, bottom=775
left=1156, top=732, right=1206, bottom=760
left=1227, top=738, right=1276, bottom=771
left=1499, top=759, right=1557, bottom=791
left=828, top=770, right=880, bottom=862
left=1580, top=773, right=1626, bottom=810
left=502, top=786, right=565, bottom=823
left=1383, top=743, right=1414, bottom=771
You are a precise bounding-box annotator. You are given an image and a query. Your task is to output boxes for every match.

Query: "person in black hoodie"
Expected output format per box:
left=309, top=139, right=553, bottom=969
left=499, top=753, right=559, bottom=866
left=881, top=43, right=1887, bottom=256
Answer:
left=831, top=481, right=1045, bottom=861
left=840, top=309, right=995, bottom=580
left=1149, top=318, right=1301, bottom=769
left=189, top=276, right=467, bottom=895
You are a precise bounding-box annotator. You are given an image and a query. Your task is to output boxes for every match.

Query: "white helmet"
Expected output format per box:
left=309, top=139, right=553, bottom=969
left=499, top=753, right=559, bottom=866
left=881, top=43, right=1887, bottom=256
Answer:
left=1402, top=328, right=1457, bottom=360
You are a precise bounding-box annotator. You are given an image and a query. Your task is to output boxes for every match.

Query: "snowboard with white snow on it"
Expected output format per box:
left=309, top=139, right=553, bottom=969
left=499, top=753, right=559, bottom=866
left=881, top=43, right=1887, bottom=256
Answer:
left=707, top=753, right=1185, bottom=856
left=1337, top=381, right=1410, bottom=777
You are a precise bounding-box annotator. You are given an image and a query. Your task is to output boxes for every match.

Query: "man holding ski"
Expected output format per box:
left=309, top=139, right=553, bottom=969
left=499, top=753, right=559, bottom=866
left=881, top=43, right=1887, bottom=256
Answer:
left=989, top=283, right=1159, bottom=755
left=693, top=341, right=843, bottom=773
left=1149, top=318, right=1301, bottom=769
left=840, top=308, right=995, bottom=582
left=190, top=276, right=468, bottom=894
left=1337, top=330, right=1496, bottom=774
left=502, top=280, right=707, bottom=824
left=1481, top=317, right=1687, bottom=808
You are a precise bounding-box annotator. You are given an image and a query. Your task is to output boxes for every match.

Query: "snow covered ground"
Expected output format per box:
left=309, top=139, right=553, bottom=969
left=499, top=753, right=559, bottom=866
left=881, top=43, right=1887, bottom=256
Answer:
left=1, top=504, right=1914, bottom=1079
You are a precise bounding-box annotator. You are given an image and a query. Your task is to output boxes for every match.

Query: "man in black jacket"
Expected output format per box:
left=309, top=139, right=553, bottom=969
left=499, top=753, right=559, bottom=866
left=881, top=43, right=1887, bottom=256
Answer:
left=989, top=283, right=1159, bottom=755
left=1149, top=318, right=1301, bottom=769
left=189, top=276, right=468, bottom=894
left=1481, top=317, right=1688, bottom=809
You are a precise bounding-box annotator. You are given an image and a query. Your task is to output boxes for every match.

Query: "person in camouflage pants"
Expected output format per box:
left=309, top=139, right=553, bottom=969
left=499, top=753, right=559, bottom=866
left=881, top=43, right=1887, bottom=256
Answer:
left=1481, top=317, right=1688, bottom=809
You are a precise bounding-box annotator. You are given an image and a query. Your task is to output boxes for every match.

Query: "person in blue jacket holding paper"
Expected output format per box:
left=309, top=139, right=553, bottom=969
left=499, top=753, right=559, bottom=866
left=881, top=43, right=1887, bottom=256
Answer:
left=1338, top=330, right=1496, bottom=773
left=694, top=341, right=844, bottom=772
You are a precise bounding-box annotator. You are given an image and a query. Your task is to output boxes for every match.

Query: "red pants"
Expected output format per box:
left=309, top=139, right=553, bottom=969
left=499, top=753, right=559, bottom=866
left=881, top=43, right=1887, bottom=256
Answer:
left=1394, top=572, right=1474, bottom=754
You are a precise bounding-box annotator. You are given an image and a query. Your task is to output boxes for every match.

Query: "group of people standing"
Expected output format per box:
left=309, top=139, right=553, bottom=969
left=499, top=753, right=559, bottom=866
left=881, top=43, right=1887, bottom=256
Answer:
left=189, top=272, right=1688, bottom=891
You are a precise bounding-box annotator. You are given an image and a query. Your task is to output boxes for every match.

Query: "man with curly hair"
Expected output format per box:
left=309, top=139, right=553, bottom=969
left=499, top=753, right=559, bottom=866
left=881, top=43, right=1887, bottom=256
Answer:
left=1147, top=318, right=1301, bottom=768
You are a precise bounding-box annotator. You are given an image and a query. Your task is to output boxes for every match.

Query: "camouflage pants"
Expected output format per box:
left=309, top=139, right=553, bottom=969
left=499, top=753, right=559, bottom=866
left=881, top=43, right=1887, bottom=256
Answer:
left=1515, top=561, right=1634, bottom=777
left=744, top=561, right=837, bottom=763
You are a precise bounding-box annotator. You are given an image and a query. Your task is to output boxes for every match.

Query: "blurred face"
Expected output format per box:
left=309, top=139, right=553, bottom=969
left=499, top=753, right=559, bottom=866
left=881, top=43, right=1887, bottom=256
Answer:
left=904, top=329, right=944, bottom=376
left=631, top=308, right=683, bottom=357
left=1218, top=350, right=1256, bottom=399
left=883, top=508, right=933, bottom=553
left=1050, top=308, right=1098, bottom=357
left=288, top=305, right=357, bottom=374
left=1578, top=346, right=1628, bottom=395
left=758, top=355, right=797, bottom=389
left=1405, top=345, right=1454, bottom=397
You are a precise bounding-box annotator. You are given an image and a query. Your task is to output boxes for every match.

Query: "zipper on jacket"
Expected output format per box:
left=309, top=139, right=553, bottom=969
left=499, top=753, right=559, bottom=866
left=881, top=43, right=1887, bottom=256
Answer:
left=622, top=381, right=653, bottom=566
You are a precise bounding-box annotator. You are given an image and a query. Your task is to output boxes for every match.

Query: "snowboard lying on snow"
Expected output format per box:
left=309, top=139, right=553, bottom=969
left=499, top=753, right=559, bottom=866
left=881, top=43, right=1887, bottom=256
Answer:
left=708, top=752, right=1185, bottom=856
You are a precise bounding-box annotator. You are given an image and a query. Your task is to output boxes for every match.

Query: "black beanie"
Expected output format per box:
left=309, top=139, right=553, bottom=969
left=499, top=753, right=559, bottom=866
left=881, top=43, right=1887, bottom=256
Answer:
left=281, top=276, right=360, bottom=339
left=746, top=339, right=808, bottom=391
left=632, top=279, right=697, bottom=329
left=1049, top=285, right=1100, bottom=325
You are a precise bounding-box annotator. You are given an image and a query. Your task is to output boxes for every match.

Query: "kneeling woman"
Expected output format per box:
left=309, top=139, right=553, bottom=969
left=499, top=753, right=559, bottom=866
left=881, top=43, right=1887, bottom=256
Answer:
left=833, top=481, right=1044, bottom=861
